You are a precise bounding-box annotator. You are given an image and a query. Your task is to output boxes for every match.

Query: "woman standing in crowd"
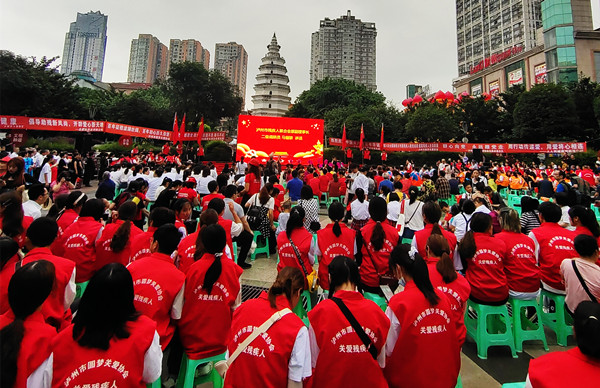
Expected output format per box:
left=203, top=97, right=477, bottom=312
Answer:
left=359, top=197, right=399, bottom=294
left=246, top=183, right=277, bottom=250
left=495, top=208, right=541, bottom=300
left=277, top=207, right=316, bottom=289
left=297, top=185, right=320, bottom=233
left=224, top=267, right=311, bottom=388
left=95, top=171, right=116, bottom=201
left=95, top=201, right=144, bottom=269
left=0, top=191, right=33, bottom=248
left=308, top=256, right=389, bottom=387
left=385, top=244, right=460, bottom=388
left=52, top=263, right=162, bottom=387
left=458, top=213, right=509, bottom=305
left=315, top=202, right=357, bottom=291
left=401, top=186, right=424, bottom=240
left=350, top=188, right=370, bottom=231
left=178, top=225, right=243, bottom=361
left=425, top=234, right=471, bottom=347
left=0, top=260, right=56, bottom=387
left=54, top=198, right=105, bottom=284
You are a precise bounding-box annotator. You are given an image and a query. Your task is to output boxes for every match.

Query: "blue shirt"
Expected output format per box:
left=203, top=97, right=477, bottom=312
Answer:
left=287, top=178, right=303, bottom=201
left=379, top=179, right=394, bottom=192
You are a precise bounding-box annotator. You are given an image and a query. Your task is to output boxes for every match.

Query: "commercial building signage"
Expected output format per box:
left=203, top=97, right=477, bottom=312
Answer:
left=534, top=64, right=547, bottom=84
left=489, top=80, right=500, bottom=96
left=470, top=45, right=524, bottom=74
left=508, top=68, right=524, bottom=85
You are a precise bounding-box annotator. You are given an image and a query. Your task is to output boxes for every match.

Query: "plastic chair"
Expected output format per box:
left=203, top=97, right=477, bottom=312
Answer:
left=176, top=352, right=225, bottom=388
left=540, top=290, right=573, bottom=346
left=293, top=290, right=314, bottom=326
left=147, top=378, right=160, bottom=388
left=232, top=241, right=237, bottom=262
left=364, top=292, right=387, bottom=312
left=327, top=196, right=341, bottom=206
left=464, top=299, right=517, bottom=359
left=508, top=296, right=548, bottom=352
left=75, top=281, right=89, bottom=299
left=501, top=383, right=526, bottom=388
left=250, top=231, right=270, bottom=261
left=320, top=193, right=329, bottom=207
left=455, top=375, right=463, bottom=388
left=312, top=234, right=319, bottom=264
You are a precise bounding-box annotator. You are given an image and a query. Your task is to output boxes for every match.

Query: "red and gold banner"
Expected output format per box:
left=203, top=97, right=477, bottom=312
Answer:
left=237, top=115, right=324, bottom=165
left=0, top=115, right=226, bottom=142
left=329, top=138, right=586, bottom=154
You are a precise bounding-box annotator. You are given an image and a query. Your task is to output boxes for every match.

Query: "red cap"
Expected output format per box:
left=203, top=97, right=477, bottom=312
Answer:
left=248, top=158, right=260, bottom=166
left=186, top=176, right=197, bottom=184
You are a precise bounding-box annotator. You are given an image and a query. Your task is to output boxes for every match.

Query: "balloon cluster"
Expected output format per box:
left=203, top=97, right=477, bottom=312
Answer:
left=402, top=89, right=493, bottom=109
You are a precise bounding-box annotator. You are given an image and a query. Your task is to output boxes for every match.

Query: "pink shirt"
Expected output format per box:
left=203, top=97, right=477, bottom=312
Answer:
left=560, top=258, right=600, bottom=313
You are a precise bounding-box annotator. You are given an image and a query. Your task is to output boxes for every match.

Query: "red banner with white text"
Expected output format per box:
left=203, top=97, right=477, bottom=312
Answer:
left=329, top=138, right=586, bottom=153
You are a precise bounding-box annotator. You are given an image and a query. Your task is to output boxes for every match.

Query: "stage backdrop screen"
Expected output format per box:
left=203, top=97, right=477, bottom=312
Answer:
left=236, top=115, right=324, bottom=165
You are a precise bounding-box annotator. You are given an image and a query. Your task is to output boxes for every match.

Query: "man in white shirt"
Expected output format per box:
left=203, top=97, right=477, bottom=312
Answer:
left=22, top=184, right=48, bottom=219
left=235, top=157, right=247, bottom=176
left=351, top=166, right=370, bottom=194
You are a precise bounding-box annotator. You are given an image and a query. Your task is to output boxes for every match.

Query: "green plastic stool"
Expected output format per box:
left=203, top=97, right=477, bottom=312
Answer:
left=509, top=296, right=548, bottom=352
left=364, top=292, right=387, bottom=312
left=176, top=352, right=225, bottom=388
left=455, top=375, right=463, bottom=388
left=147, top=378, right=160, bottom=388
left=293, top=290, right=313, bottom=326
left=501, top=383, right=525, bottom=388
left=250, top=231, right=270, bottom=261
left=401, top=238, right=413, bottom=245
left=232, top=241, right=238, bottom=262
left=540, top=290, right=573, bottom=346
left=75, top=281, right=89, bottom=299
left=320, top=193, right=328, bottom=207
left=464, top=299, right=517, bottom=359
left=327, top=196, right=341, bottom=206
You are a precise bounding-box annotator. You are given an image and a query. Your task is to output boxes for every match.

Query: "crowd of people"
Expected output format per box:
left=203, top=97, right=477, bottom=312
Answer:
left=1, top=143, right=600, bottom=387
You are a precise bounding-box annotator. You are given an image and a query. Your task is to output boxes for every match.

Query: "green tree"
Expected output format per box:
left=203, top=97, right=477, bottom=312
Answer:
left=568, top=77, right=600, bottom=143
left=405, top=104, right=458, bottom=142
left=0, top=51, right=81, bottom=118
left=453, top=96, right=505, bottom=142
left=513, top=83, right=579, bottom=142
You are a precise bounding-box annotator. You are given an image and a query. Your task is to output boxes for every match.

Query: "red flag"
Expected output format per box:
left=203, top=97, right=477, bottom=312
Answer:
left=171, top=113, right=178, bottom=143
left=359, top=124, right=364, bottom=151
left=380, top=124, right=384, bottom=151
left=197, top=117, right=204, bottom=146
left=341, top=124, right=347, bottom=150
left=178, top=113, right=186, bottom=144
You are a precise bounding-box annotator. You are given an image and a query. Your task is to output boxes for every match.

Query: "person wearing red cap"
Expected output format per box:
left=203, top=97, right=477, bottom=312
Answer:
left=177, top=177, right=199, bottom=207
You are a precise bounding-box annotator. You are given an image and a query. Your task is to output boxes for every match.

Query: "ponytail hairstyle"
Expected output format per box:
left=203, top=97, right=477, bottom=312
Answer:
left=1, top=260, right=55, bottom=387
left=62, top=190, right=87, bottom=214
left=458, top=212, right=492, bottom=267
left=0, top=191, right=24, bottom=238
left=328, top=201, right=345, bottom=237
left=573, top=301, right=600, bottom=358
left=328, top=256, right=361, bottom=298
left=258, top=183, right=274, bottom=205
left=355, top=188, right=365, bottom=203
left=422, top=200, right=442, bottom=225
left=408, top=185, right=419, bottom=204
left=201, top=224, right=227, bottom=294
left=194, top=209, right=219, bottom=261
left=427, top=234, right=457, bottom=284
left=286, top=206, right=305, bottom=239
left=0, top=236, right=20, bottom=271
left=368, top=196, right=387, bottom=251
left=389, top=244, right=439, bottom=306
left=267, top=266, right=304, bottom=308
left=110, top=201, right=137, bottom=253
left=569, top=206, right=600, bottom=238
left=498, top=207, right=521, bottom=233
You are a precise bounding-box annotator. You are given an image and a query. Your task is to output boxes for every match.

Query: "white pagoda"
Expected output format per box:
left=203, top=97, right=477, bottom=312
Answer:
left=251, top=33, right=291, bottom=116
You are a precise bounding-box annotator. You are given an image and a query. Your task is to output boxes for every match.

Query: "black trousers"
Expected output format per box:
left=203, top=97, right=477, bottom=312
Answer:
left=234, top=230, right=253, bottom=265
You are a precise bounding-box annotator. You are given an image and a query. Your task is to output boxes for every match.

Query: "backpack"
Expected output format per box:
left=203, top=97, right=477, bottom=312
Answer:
left=247, top=195, right=269, bottom=234
left=561, top=181, right=581, bottom=207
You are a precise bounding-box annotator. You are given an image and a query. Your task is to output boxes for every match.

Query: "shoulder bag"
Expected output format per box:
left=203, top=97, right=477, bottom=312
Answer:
left=331, top=297, right=378, bottom=360
left=289, top=236, right=318, bottom=292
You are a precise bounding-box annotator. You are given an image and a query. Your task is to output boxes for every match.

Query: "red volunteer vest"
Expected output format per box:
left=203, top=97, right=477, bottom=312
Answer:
left=177, top=231, right=199, bottom=274
left=178, top=253, right=242, bottom=359
left=245, top=173, right=261, bottom=196
left=51, top=315, right=156, bottom=388
left=427, top=264, right=471, bottom=347
left=224, top=292, right=305, bottom=388
left=0, top=254, right=19, bottom=315
left=495, top=231, right=540, bottom=293
left=307, top=290, right=389, bottom=388
left=318, top=174, right=331, bottom=193
left=277, top=228, right=313, bottom=289
left=309, top=177, right=321, bottom=199
left=54, top=217, right=103, bottom=283
left=22, top=247, right=75, bottom=330
left=56, top=209, right=79, bottom=237
left=95, top=220, right=144, bottom=270
left=316, top=224, right=356, bottom=290
left=359, top=220, right=399, bottom=288
left=129, top=228, right=156, bottom=263
left=531, top=223, right=577, bottom=291
left=528, top=348, right=600, bottom=388
left=384, top=282, right=460, bottom=388
left=201, top=193, right=225, bottom=210
left=0, top=311, right=55, bottom=388
left=0, top=215, right=33, bottom=248
left=127, top=253, right=185, bottom=350
left=414, top=224, right=457, bottom=260
left=465, top=233, right=509, bottom=303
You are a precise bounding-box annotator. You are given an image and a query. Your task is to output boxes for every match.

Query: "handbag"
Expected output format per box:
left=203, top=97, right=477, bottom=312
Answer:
left=247, top=195, right=268, bottom=232
left=331, top=297, right=378, bottom=360
left=361, top=231, right=398, bottom=289
left=289, top=237, right=318, bottom=292
left=215, top=308, right=292, bottom=377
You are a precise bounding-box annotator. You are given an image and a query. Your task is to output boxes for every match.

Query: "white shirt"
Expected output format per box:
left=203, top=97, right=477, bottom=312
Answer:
left=33, top=153, right=44, bottom=167
left=197, top=176, right=216, bottom=195
left=22, top=200, right=42, bottom=219
left=223, top=198, right=245, bottom=222
left=560, top=206, right=576, bottom=231
left=387, top=201, right=401, bottom=222
left=146, top=176, right=163, bottom=201
left=288, top=326, right=312, bottom=382
left=248, top=194, right=275, bottom=210
left=235, top=162, right=247, bottom=175
left=473, top=204, right=491, bottom=215
left=450, top=212, right=472, bottom=241
left=351, top=199, right=370, bottom=220
left=351, top=173, right=370, bottom=194
left=38, top=164, right=51, bottom=185
left=402, top=199, right=424, bottom=231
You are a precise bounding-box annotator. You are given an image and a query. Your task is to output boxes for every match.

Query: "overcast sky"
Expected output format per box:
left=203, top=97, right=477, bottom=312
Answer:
left=1, top=0, right=599, bottom=110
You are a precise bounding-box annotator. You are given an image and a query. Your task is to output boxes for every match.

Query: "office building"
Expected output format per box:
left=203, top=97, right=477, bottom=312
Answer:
left=168, top=39, right=210, bottom=71
left=127, top=34, right=169, bottom=83
left=252, top=34, right=291, bottom=116
left=310, top=10, right=377, bottom=91
left=61, top=11, right=108, bottom=81
left=214, top=42, right=248, bottom=108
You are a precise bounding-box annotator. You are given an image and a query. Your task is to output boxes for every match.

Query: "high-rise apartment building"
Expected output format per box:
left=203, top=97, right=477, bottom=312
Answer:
left=214, top=42, right=248, bottom=108
left=455, top=0, right=543, bottom=76
left=310, top=10, right=377, bottom=91
left=168, top=39, right=210, bottom=71
left=127, top=34, right=168, bottom=83
left=61, top=11, right=108, bottom=81
left=252, top=34, right=291, bottom=117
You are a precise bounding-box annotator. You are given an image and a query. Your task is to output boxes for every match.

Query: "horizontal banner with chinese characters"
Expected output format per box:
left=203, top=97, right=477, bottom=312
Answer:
left=0, top=115, right=225, bottom=142
left=329, top=138, right=586, bottom=153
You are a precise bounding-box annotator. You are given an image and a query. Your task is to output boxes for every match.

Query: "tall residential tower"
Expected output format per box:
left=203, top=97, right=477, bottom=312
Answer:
left=61, top=11, right=108, bottom=81
left=252, top=34, right=291, bottom=116
left=127, top=34, right=169, bottom=83
left=214, top=42, right=248, bottom=108
left=168, top=39, right=210, bottom=72
left=310, top=10, right=377, bottom=91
